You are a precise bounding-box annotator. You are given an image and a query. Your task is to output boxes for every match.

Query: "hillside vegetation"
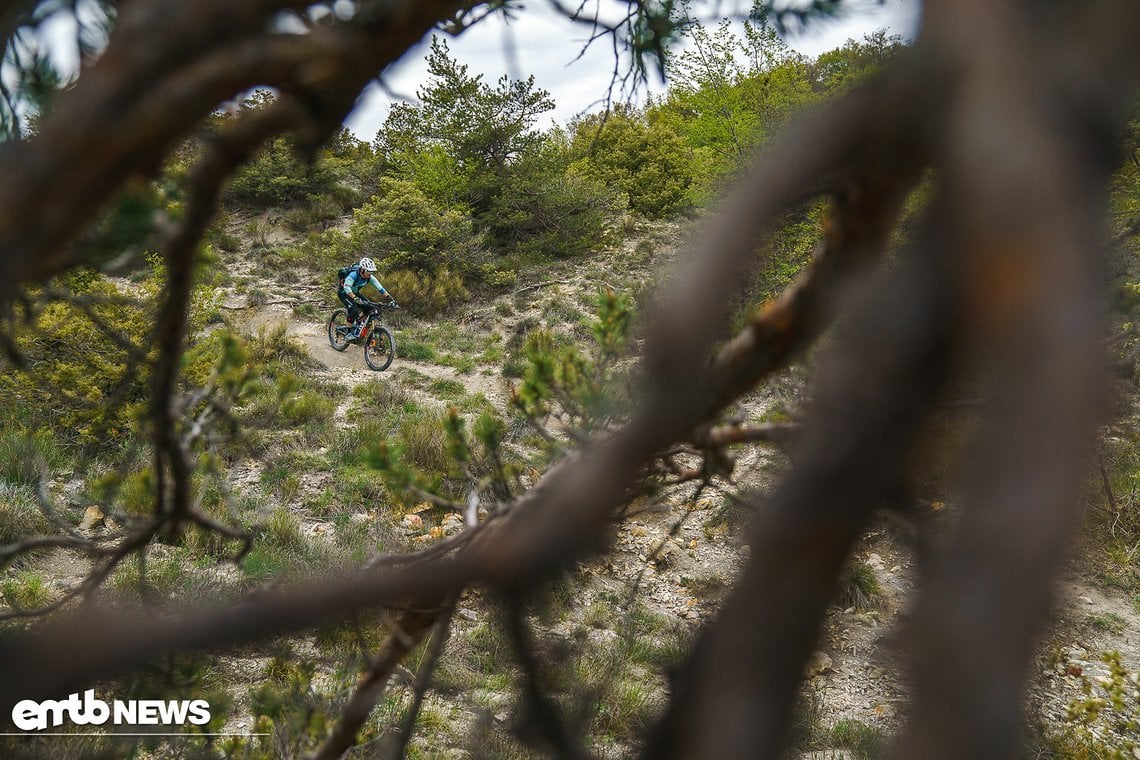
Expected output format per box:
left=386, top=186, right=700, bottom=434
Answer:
left=1, top=8, right=1139, bottom=760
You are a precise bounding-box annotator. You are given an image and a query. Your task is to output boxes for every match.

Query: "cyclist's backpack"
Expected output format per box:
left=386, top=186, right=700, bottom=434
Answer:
left=337, top=264, right=358, bottom=289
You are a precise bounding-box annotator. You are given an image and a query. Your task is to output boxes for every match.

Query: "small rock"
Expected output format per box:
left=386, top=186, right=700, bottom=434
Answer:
left=806, top=651, right=833, bottom=678
left=457, top=607, right=478, bottom=621
left=402, top=513, right=424, bottom=530
left=78, top=505, right=104, bottom=531
left=1079, top=595, right=1094, bottom=605
left=869, top=667, right=886, bottom=680
left=866, top=553, right=884, bottom=569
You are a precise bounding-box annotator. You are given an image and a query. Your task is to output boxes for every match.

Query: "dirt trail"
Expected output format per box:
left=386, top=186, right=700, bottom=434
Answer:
left=241, top=304, right=510, bottom=406
left=236, top=298, right=1140, bottom=752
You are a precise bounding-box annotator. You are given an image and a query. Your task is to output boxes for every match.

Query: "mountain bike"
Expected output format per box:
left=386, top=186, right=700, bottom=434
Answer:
left=327, top=300, right=399, bottom=371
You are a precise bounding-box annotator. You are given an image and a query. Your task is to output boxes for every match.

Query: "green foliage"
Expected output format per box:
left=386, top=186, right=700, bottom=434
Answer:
left=753, top=202, right=826, bottom=301
left=374, top=37, right=619, bottom=263
left=376, top=37, right=555, bottom=197
left=226, top=134, right=341, bottom=209
left=513, top=289, right=634, bottom=439
left=280, top=389, right=337, bottom=427
left=811, top=30, right=907, bottom=93
left=327, top=177, right=486, bottom=276
left=836, top=560, right=882, bottom=611
left=224, top=324, right=340, bottom=441
left=1087, top=430, right=1140, bottom=597
left=571, top=106, right=694, bottom=218
left=249, top=656, right=331, bottom=757
left=653, top=16, right=815, bottom=204
left=486, top=138, right=621, bottom=259
left=74, top=185, right=168, bottom=266
left=0, top=571, right=53, bottom=611
left=0, top=429, right=68, bottom=487
left=1088, top=613, right=1128, bottom=635
left=401, top=341, right=437, bottom=362
left=384, top=267, right=471, bottom=316
left=0, top=260, right=220, bottom=449
left=0, top=483, right=51, bottom=545
left=1058, top=651, right=1140, bottom=757
left=819, top=719, right=888, bottom=759
left=649, top=19, right=904, bottom=213
left=221, top=93, right=360, bottom=212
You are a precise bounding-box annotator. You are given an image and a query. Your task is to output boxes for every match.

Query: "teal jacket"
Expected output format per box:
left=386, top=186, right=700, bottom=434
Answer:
left=341, top=268, right=388, bottom=301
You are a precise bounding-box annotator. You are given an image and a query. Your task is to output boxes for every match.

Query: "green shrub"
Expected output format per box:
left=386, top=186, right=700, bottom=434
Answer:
left=822, top=719, right=888, bottom=759
left=0, top=263, right=219, bottom=449
left=0, top=484, right=51, bottom=545
left=400, top=341, right=436, bottom=362
left=398, top=410, right=451, bottom=476
left=241, top=546, right=286, bottom=583
left=384, top=267, right=470, bottom=315
left=282, top=192, right=343, bottom=232
left=280, top=389, right=336, bottom=427
left=225, top=132, right=339, bottom=209
left=837, top=560, right=882, bottom=611
left=1, top=571, right=53, bottom=610
left=325, top=177, right=487, bottom=278
left=570, top=105, right=694, bottom=218
left=1088, top=612, right=1128, bottom=634
left=262, top=464, right=301, bottom=503
left=428, top=378, right=466, bottom=400
left=486, top=152, right=620, bottom=260
left=116, top=467, right=158, bottom=517
left=0, top=430, right=68, bottom=487
left=110, top=552, right=197, bottom=600
left=264, top=508, right=304, bottom=552
left=353, top=378, right=414, bottom=410
left=1051, top=651, right=1140, bottom=757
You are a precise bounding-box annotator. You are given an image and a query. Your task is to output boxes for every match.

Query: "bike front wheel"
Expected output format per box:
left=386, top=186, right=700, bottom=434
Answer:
left=364, top=326, right=395, bottom=371
left=327, top=309, right=351, bottom=352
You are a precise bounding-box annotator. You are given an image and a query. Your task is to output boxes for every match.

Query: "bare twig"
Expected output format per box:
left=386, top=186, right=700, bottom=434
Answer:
left=385, top=597, right=458, bottom=760
left=308, top=602, right=449, bottom=760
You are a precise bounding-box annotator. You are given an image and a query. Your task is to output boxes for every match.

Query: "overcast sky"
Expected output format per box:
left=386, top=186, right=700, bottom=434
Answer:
left=30, top=0, right=921, bottom=141
left=344, top=0, right=922, bottom=140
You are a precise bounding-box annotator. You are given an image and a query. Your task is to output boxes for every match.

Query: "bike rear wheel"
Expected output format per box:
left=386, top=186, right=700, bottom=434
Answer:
left=364, top=326, right=395, bottom=371
left=327, top=309, right=351, bottom=352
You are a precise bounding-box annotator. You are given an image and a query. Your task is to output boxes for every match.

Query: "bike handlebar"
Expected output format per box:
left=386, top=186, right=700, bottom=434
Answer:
left=361, top=299, right=399, bottom=311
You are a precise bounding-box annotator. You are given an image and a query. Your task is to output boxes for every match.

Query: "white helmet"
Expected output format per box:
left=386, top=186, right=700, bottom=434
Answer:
left=358, top=257, right=377, bottom=273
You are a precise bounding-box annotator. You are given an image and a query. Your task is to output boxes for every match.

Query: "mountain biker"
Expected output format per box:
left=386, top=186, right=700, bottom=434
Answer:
left=338, top=257, right=392, bottom=340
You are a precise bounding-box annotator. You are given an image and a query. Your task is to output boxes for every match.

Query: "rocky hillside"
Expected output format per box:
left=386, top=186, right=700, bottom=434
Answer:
left=203, top=213, right=1140, bottom=758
